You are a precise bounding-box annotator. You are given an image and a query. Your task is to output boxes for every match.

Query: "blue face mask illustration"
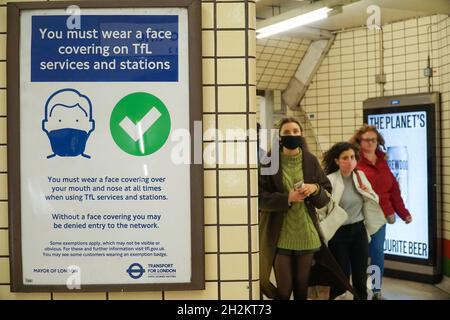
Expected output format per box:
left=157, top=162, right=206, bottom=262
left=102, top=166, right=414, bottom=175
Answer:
left=47, top=128, right=90, bottom=157
left=42, top=89, right=95, bottom=159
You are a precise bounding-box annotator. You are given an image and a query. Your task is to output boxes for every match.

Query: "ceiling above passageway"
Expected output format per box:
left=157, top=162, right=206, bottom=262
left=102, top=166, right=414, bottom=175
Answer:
left=256, top=36, right=311, bottom=91
left=256, top=0, right=450, bottom=32
left=256, top=0, right=450, bottom=91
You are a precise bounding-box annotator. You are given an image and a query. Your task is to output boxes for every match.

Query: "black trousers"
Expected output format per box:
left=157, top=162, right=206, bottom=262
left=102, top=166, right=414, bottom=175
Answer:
left=328, top=220, right=369, bottom=300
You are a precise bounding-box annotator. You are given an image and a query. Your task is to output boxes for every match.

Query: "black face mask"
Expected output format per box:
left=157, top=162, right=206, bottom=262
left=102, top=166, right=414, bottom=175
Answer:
left=280, top=135, right=302, bottom=150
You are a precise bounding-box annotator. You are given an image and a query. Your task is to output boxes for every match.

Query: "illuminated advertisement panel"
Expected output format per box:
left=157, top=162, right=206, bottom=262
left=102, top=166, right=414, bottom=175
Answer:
left=367, top=110, right=428, bottom=260
left=363, top=93, right=442, bottom=283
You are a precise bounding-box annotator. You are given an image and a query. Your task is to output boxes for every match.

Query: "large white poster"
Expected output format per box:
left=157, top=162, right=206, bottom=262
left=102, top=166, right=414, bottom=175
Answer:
left=368, top=111, right=429, bottom=260
left=19, top=8, right=192, bottom=286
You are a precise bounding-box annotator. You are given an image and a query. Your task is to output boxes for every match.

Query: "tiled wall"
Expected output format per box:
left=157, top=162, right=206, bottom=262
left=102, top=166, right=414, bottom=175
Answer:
left=436, top=15, right=450, bottom=278
left=296, top=14, right=450, bottom=276
left=0, top=0, right=259, bottom=299
left=256, top=36, right=311, bottom=90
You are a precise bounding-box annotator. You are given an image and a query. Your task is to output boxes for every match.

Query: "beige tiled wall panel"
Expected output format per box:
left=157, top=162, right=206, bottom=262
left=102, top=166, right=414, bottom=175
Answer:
left=218, top=170, right=248, bottom=197
left=0, top=62, right=6, bottom=88
left=0, top=257, right=9, bottom=283
left=203, top=86, right=215, bottom=113
left=220, top=226, right=249, bottom=252
left=219, top=198, right=248, bottom=224
left=0, top=285, right=51, bottom=300
left=248, top=114, right=257, bottom=132
left=201, top=3, right=214, bottom=29
left=249, top=141, right=258, bottom=169
left=252, top=253, right=259, bottom=280
left=221, top=282, right=250, bottom=300
left=250, top=197, right=258, bottom=225
left=218, top=142, right=248, bottom=169
left=217, top=59, right=246, bottom=84
left=204, top=170, right=217, bottom=197
left=220, top=254, right=249, bottom=280
left=52, top=292, right=107, bottom=300
left=217, top=31, right=246, bottom=56
left=0, top=230, right=9, bottom=255
left=216, top=3, right=245, bottom=29
left=438, top=15, right=450, bottom=233
left=252, top=281, right=260, bottom=299
left=249, top=86, right=256, bottom=113
left=202, top=58, right=215, bottom=85
left=0, top=7, right=6, bottom=33
left=203, top=114, right=216, bottom=137
left=0, top=145, right=6, bottom=172
left=249, top=30, right=256, bottom=57
left=0, top=35, right=6, bottom=61
left=205, top=226, right=218, bottom=253
left=248, top=58, right=256, bottom=85
left=204, top=198, right=217, bottom=225
left=165, top=282, right=219, bottom=300
left=218, top=114, right=247, bottom=134
left=250, top=169, right=258, bottom=196
left=0, top=201, right=7, bottom=228
left=205, top=253, right=218, bottom=281
left=0, top=174, right=6, bottom=199
left=218, top=86, right=247, bottom=113
left=202, top=31, right=215, bottom=56
left=203, top=142, right=218, bottom=169
left=0, top=90, right=6, bottom=116
left=248, top=2, right=255, bottom=30
left=251, top=225, right=258, bottom=253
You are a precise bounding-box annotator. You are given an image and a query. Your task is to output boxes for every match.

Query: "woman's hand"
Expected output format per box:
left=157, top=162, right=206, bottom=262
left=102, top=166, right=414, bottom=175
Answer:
left=386, top=214, right=395, bottom=224
left=288, top=189, right=306, bottom=203
left=298, top=183, right=318, bottom=197
left=359, top=184, right=370, bottom=192
left=404, top=215, right=412, bottom=224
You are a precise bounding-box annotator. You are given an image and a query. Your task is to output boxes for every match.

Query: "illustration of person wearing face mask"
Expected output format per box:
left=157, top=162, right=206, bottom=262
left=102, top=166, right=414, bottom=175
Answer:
left=42, top=88, right=95, bottom=159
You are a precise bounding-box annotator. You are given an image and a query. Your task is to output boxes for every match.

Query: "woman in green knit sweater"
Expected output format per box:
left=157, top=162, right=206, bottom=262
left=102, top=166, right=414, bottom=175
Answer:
left=259, top=117, right=353, bottom=300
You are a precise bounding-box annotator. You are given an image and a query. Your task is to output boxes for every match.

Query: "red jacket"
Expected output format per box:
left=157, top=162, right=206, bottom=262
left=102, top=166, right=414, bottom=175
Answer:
left=357, top=149, right=411, bottom=221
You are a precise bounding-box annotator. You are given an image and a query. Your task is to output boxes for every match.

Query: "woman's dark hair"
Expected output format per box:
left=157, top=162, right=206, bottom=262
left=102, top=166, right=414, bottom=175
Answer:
left=277, top=117, right=303, bottom=135
left=276, top=117, right=308, bottom=151
left=349, top=124, right=385, bottom=150
left=322, top=142, right=360, bottom=175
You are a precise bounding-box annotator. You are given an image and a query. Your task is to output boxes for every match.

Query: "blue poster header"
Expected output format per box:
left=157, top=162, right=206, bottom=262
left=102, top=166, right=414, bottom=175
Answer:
left=31, top=15, right=179, bottom=82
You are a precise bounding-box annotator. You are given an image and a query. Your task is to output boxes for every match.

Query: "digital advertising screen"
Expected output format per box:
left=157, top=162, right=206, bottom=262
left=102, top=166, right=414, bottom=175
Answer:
left=363, top=93, right=442, bottom=283
left=367, top=109, right=429, bottom=260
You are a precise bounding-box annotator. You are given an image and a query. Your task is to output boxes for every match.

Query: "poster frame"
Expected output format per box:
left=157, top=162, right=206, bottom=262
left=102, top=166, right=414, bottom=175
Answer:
left=7, top=0, right=204, bottom=292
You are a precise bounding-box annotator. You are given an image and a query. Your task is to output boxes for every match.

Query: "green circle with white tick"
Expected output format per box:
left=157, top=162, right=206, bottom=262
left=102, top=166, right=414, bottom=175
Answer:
left=110, top=92, right=171, bottom=156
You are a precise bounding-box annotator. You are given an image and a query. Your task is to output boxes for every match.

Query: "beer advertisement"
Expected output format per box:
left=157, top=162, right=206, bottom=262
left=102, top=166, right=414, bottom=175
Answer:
left=368, top=111, right=429, bottom=260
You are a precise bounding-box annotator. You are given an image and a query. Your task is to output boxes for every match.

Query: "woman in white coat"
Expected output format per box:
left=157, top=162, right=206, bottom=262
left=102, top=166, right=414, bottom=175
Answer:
left=322, top=142, right=386, bottom=300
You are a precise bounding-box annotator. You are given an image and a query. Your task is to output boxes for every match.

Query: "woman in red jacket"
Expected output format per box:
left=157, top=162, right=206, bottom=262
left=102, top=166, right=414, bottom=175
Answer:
left=350, top=124, right=412, bottom=300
